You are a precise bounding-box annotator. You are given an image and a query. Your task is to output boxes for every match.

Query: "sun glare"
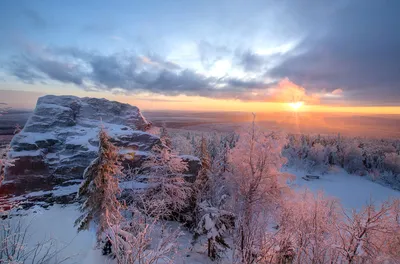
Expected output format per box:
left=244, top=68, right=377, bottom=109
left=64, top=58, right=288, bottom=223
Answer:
left=288, top=101, right=304, bottom=111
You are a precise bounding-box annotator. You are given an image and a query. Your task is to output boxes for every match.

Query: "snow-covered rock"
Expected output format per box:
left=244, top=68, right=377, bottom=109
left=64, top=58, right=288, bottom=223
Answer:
left=6, top=95, right=160, bottom=182
left=180, top=155, right=201, bottom=181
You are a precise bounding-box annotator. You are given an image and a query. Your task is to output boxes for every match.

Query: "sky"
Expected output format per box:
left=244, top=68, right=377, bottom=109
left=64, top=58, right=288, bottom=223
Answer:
left=0, top=0, right=399, bottom=113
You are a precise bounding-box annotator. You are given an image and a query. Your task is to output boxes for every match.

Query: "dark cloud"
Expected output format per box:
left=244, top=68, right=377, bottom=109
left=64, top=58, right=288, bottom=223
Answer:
left=7, top=46, right=278, bottom=101
left=236, top=50, right=266, bottom=72
left=8, top=53, right=84, bottom=85
left=268, top=0, right=400, bottom=104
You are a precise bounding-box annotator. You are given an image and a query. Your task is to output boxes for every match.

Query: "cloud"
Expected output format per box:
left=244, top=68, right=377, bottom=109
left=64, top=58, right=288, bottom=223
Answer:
left=331, top=88, right=343, bottom=96
left=7, top=45, right=309, bottom=103
left=268, top=0, right=400, bottom=105
left=236, top=50, right=266, bottom=72
left=266, top=78, right=319, bottom=104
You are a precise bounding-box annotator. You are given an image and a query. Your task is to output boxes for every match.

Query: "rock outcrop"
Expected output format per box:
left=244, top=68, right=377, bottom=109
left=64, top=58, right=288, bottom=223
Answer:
left=7, top=95, right=160, bottom=182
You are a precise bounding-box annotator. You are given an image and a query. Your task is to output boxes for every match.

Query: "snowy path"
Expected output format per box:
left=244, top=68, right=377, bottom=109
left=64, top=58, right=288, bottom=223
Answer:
left=285, top=167, right=400, bottom=209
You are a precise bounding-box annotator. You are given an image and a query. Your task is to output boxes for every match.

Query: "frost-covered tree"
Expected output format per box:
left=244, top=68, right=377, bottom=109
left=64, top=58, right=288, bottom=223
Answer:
left=75, top=128, right=124, bottom=241
left=194, top=201, right=235, bottom=260
left=0, top=104, right=14, bottom=186
left=160, top=123, right=172, bottom=148
left=141, top=145, right=192, bottom=221
left=262, top=191, right=341, bottom=263
left=194, top=137, right=212, bottom=200
left=228, top=115, right=291, bottom=263
left=171, top=133, right=194, bottom=155
left=104, top=205, right=181, bottom=264
left=0, top=145, right=14, bottom=186
left=336, top=200, right=400, bottom=263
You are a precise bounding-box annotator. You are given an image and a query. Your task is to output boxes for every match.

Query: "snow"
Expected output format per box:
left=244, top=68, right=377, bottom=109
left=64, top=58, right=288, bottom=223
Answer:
left=10, top=184, right=80, bottom=202
left=119, top=180, right=150, bottom=190
left=10, top=149, right=42, bottom=157
left=5, top=204, right=215, bottom=264
left=285, top=167, right=400, bottom=209
left=7, top=204, right=96, bottom=263
left=15, top=132, right=57, bottom=143
left=180, top=155, right=200, bottom=161
left=3, top=167, right=399, bottom=263
left=37, top=103, right=72, bottom=111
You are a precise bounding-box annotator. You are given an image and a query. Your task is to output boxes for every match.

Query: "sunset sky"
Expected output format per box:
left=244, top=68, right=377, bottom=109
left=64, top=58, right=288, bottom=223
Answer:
left=0, top=0, right=399, bottom=114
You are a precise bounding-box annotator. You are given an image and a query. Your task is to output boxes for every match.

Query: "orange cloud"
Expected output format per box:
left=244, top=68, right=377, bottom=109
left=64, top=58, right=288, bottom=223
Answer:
left=331, top=88, right=343, bottom=95
left=266, top=78, right=319, bottom=104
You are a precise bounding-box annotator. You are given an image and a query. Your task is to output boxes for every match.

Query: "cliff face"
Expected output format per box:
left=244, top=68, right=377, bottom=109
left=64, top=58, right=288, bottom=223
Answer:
left=7, top=95, right=160, bottom=181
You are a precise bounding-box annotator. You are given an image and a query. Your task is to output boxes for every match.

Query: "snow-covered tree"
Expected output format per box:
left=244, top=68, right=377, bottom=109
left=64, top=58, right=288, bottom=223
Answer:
left=160, top=123, right=172, bottom=148
left=141, top=145, right=192, bottom=221
left=194, top=201, right=235, bottom=260
left=335, top=199, right=400, bottom=263
left=75, top=128, right=124, bottom=241
left=104, top=205, right=181, bottom=264
left=0, top=145, right=14, bottom=186
left=228, top=115, right=291, bottom=263
left=194, top=137, right=212, bottom=201
left=171, top=133, right=194, bottom=155
left=262, top=191, right=341, bottom=263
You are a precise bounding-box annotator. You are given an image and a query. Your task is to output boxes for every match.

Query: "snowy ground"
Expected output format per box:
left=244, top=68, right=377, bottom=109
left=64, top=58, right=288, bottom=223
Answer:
left=3, top=168, right=400, bottom=264
left=285, top=166, right=400, bottom=209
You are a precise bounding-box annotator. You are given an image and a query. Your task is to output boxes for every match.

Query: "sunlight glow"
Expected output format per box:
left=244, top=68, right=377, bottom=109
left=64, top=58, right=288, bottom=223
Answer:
left=288, top=101, right=304, bottom=111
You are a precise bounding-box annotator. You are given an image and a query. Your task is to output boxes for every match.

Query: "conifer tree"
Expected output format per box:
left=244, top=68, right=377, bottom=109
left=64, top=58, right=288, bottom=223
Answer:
left=75, top=128, right=124, bottom=241
left=192, top=136, right=212, bottom=216
left=160, top=123, right=172, bottom=148
left=141, top=144, right=191, bottom=220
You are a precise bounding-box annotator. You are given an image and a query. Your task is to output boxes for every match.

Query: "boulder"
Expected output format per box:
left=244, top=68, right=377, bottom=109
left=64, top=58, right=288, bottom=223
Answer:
left=6, top=95, right=161, bottom=182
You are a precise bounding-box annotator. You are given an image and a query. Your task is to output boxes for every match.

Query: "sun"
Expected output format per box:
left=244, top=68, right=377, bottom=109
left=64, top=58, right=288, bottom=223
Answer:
left=288, top=101, right=304, bottom=111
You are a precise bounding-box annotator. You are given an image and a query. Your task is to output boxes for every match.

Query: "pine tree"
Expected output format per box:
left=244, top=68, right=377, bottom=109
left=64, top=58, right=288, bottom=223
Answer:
left=160, top=123, right=172, bottom=148
left=141, top=145, right=192, bottom=221
left=194, top=137, right=212, bottom=202
left=75, top=128, right=124, bottom=241
left=195, top=201, right=234, bottom=260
